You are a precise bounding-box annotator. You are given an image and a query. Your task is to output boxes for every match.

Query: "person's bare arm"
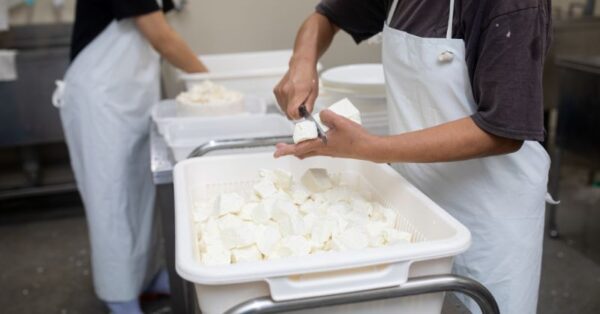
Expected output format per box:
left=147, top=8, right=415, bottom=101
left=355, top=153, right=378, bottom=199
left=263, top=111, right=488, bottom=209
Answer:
left=274, top=12, right=339, bottom=119
left=274, top=111, right=523, bottom=163
left=135, top=11, right=207, bottom=73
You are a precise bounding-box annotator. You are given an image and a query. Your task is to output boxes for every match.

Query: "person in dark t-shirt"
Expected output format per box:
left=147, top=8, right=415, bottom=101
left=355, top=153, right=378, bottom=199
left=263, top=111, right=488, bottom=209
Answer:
left=273, top=1, right=551, bottom=313
left=56, top=1, right=207, bottom=313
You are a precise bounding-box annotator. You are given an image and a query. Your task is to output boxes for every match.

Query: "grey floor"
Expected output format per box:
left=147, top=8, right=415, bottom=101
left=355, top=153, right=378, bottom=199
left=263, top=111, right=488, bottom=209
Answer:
left=0, top=164, right=598, bottom=314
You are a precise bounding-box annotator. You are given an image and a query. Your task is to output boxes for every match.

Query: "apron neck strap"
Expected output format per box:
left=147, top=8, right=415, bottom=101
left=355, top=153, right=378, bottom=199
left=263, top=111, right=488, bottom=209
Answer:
left=446, top=0, right=455, bottom=39
left=386, top=0, right=400, bottom=26
left=386, top=0, right=455, bottom=39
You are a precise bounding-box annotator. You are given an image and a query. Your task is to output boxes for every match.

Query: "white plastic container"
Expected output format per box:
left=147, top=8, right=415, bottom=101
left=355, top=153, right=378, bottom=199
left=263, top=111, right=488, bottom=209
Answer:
left=174, top=154, right=471, bottom=314
left=180, top=50, right=323, bottom=104
left=151, top=96, right=267, bottom=135
left=164, top=115, right=293, bottom=161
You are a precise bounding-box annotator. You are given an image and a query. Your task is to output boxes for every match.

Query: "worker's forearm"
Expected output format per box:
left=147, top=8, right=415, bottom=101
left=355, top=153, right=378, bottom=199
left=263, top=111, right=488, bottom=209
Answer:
left=290, top=12, right=339, bottom=67
left=158, top=32, right=208, bottom=73
left=369, top=117, right=523, bottom=163
left=135, top=11, right=207, bottom=73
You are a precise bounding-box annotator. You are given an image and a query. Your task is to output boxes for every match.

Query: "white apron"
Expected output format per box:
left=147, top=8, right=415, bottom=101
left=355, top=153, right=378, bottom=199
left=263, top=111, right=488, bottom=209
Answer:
left=53, top=19, right=161, bottom=301
left=382, top=0, right=549, bottom=313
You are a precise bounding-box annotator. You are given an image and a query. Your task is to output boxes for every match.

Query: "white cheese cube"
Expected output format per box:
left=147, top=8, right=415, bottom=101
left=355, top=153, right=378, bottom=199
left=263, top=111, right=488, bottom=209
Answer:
left=299, top=199, right=318, bottom=215
left=301, top=168, right=333, bottom=193
left=315, top=98, right=362, bottom=132
left=271, top=200, right=298, bottom=221
left=253, top=179, right=278, bottom=199
left=280, top=236, right=312, bottom=257
left=259, top=169, right=293, bottom=191
left=345, top=210, right=370, bottom=227
left=278, top=213, right=306, bottom=237
left=251, top=199, right=275, bottom=224
left=231, top=245, right=263, bottom=263
left=328, top=203, right=351, bottom=216
left=383, top=228, right=412, bottom=245
left=310, top=219, right=335, bottom=247
left=323, top=186, right=354, bottom=203
left=215, top=193, right=245, bottom=216
left=303, top=213, right=318, bottom=231
left=289, top=183, right=311, bottom=205
left=333, top=226, right=369, bottom=251
left=272, top=200, right=305, bottom=236
left=329, top=98, right=362, bottom=125
left=238, top=202, right=258, bottom=221
left=293, top=120, right=319, bottom=144
left=366, top=222, right=387, bottom=247
left=372, top=205, right=397, bottom=227
left=256, top=224, right=281, bottom=256
left=199, top=218, right=223, bottom=247
left=350, top=198, right=374, bottom=217
left=219, top=215, right=256, bottom=249
left=201, top=244, right=231, bottom=266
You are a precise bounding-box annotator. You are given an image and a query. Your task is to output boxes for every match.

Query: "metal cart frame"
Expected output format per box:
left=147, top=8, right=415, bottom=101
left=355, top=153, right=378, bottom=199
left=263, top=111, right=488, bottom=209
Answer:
left=150, top=128, right=499, bottom=314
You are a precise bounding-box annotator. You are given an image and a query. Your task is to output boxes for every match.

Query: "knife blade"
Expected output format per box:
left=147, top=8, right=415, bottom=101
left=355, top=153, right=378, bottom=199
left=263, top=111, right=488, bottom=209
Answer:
left=299, top=104, right=328, bottom=144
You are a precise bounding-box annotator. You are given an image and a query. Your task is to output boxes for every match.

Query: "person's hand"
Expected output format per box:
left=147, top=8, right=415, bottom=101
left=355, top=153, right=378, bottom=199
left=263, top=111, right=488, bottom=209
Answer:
left=274, top=58, right=319, bottom=120
left=274, top=110, right=380, bottom=161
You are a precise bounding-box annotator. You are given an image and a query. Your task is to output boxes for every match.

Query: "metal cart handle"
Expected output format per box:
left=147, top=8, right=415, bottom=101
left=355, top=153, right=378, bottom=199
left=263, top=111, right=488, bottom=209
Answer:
left=187, top=136, right=294, bottom=159
left=224, top=274, right=499, bottom=314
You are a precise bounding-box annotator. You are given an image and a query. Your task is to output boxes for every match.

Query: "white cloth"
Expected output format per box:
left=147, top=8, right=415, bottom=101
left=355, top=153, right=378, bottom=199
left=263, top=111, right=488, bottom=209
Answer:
left=53, top=19, right=161, bottom=301
left=382, top=0, right=549, bottom=313
left=0, top=49, right=17, bottom=81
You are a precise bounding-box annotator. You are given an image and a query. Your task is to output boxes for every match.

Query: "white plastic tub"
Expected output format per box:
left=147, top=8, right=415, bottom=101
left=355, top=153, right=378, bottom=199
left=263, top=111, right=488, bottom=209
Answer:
left=151, top=96, right=267, bottom=135
left=164, top=114, right=293, bottom=161
left=174, top=154, right=471, bottom=314
left=180, top=50, right=323, bottom=104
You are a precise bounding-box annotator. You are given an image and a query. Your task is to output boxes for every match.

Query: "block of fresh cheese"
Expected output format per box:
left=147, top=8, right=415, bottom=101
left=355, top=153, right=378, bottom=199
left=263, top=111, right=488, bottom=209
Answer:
left=292, top=98, right=363, bottom=143
left=315, top=98, right=362, bottom=132
left=293, top=120, right=318, bottom=144
left=193, top=167, right=413, bottom=266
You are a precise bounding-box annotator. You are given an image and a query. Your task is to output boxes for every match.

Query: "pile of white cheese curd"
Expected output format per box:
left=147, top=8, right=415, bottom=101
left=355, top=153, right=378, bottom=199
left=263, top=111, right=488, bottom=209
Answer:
left=193, top=168, right=412, bottom=266
left=176, top=80, right=243, bottom=107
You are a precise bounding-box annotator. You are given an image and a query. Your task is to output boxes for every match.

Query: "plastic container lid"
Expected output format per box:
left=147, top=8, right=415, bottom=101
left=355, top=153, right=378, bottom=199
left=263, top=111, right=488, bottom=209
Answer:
left=321, top=64, right=385, bottom=95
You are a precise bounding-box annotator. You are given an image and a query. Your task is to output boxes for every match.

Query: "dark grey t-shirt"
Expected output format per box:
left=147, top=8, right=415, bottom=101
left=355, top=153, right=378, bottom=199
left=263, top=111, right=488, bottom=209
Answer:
left=317, top=0, right=551, bottom=141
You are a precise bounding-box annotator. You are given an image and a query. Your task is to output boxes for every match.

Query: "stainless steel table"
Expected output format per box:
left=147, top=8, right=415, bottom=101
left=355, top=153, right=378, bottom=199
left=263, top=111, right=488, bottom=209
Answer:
left=150, top=124, right=498, bottom=314
left=151, top=125, right=197, bottom=314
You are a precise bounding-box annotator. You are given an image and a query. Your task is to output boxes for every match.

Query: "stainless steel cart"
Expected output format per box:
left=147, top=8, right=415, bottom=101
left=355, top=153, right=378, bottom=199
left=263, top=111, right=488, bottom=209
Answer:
left=150, top=125, right=499, bottom=314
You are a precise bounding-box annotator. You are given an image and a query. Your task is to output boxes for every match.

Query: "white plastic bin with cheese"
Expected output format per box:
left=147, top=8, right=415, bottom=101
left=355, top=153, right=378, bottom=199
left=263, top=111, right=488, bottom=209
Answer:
left=179, top=50, right=323, bottom=104
left=174, top=153, right=471, bottom=314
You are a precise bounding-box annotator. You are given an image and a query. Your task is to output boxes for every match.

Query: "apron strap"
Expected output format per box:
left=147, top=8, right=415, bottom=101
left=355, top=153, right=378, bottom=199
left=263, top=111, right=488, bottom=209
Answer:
left=446, top=0, right=455, bottom=39
left=386, top=0, right=400, bottom=26
left=388, top=0, right=454, bottom=39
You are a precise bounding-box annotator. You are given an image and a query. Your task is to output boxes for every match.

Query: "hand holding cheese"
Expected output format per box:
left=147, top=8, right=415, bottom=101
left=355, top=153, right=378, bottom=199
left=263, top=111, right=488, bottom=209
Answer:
left=292, top=98, right=362, bottom=144
left=278, top=104, right=377, bottom=160
left=193, top=168, right=413, bottom=266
